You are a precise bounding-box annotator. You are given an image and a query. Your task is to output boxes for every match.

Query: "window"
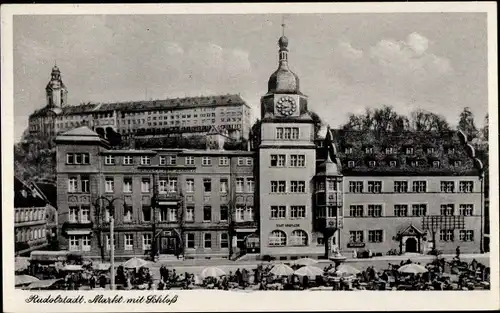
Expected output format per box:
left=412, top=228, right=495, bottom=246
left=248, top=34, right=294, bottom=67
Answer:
left=82, top=235, right=91, bottom=251
left=140, top=156, right=151, bottom=165
left=291, top=128, right=299, bottom=139
left=80, top=206, right=90, bottom=223
left=68, top=177, right=78, bottom=193
left=412, top=181, right=427, bottom=193
left=203, top=179, right=211, bottom=193
left=290, top=181, right=306, bottom=193
left=159, top=208, right=168, bottom=222
left=123, top=205, right=133, bottom=222
left=203, top=206, right=211, bottom=222
left=168, top=208, right=177, bottom=222
left=245, top=206, right=254, bottom=221
left=159, top=156, right=167, bottom=165
left=219, top=206, right=228, bottom=222
left=246, top=178, right=255, bottom=193
left=349, top=181, right=363, bottom=193
left=141, top=178, right=150, bottom=193
left=234, top=206, right=244, bottom=222
left=459, top=204, right=473, bottom=216
left=203, top=233, right=212, bottom=248
left=80, top=176, right=90, bottom=193
left=347, top=160, right=355, bottom=168
left=185, top=156, right=195, bottom=165
left=412, top=204, right=427, bottom=216
left=66, top=153, right=90, bottom=165
left=246, top=157, right=253, bottom=166
left=271, top=206, right=286, bottom=219
left=238, top=157, right=245, bottom=166
left=69, top=235, right=79, bottom=251
left=368, top=230, right=383, bottom=243
left=394, top=181, right=408, bottom=193
left=169, top=156, right=177, bottom=165
left=185, top=206, right=194, bottom=222
left=186, top=233, right=195, bottom=248
left=69, top=207, right=78, bottom=222
left=220, top=233, right=229, bottom=248
left=270, top=154, right=286, bottom=167
left=290, top=155, right=306, bottom=167
left=368, top=160, right=376, bottom=167
left=394, top=205, right=408, bottom=217
left=290, top=206, right=306, bottom=218
left=365, top=147, right=374, bottom=154
left=440, top=181, right=455, bottom=193
left=236, top=178, right=244, bottom=193
left=349, top=231, right=364, bottom=243
left=66, top=153, right=74, bottom=164
left=406, top=147, right=414, bottom=154
left=389, top=160, right=397, bottom=167
left=186, top=179, right=195, bottom=193
left=123, top=156, right=133, bottom=165
left=104, top=155, right=115, bottom=165
left=327, top=179, right=338, bottom=191
left=159, top=179, right=167, bottom=194
left=453, top=160, right=462, bottom=167
left=290, top=230, right=308, bottom=246
left=142, top=206, right=151, bottom=222
left=276, top=127, right=284, bottom=139
left=219, top=157, right=229, bottom=166
left=432, top=160, right=441, bottom=168
left=105, top=178, right=114, bottom=193
left=219, top=178, right=228, bottom=194
left=168, top=178, right=177, bottom=193
left=269, top=230, right=287, bottom=246
left=123, top=178, right=132, bottom=193
left=427, top=147, right=435, bottom=154
left=459, top=230, right=474, bottom=242
left=202, top=157, right=212, bottom=166
left=349, top=205, right=364, bottom=217
left=345, top=147, right=353, bottom=154
left=385, top=147, right=394, bottom=154
left=459, top=181, right=474, bottom=193
left=142, top=234, right=152, bottom=250
left=367, top=205, right=383, bottom=217
left=439, top=230, right=454, bottom=242
left=124, top=234, right=134, bottom=250
left=440, top=204, right=454, bottom=216
left=367, top=181, right=382, bottom=193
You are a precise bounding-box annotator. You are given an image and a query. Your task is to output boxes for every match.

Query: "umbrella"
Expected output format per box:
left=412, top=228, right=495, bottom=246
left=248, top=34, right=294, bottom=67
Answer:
left=294, top=257, right=318, bottom=266
left=123, top=257, right=149, bottom=269
left=398, top=263, right=428, bottom=274
left=200, top=266, right=226, bottom=278
left=193, top=274, right=203, bottom=285
left=294, top=265, right=324, bottom=277
left=94, top=263, right=111, bottom=271
left=62, top=264, right=83, bottom=271
left=15, top=257, right=30, bottom=272
left=270, top=263, right=294, bottom=276
left=15, top=275, right=39, bottom=286
left=26, top=278, right=63, bottom=290
left=330, top=264, right=361, bottom=276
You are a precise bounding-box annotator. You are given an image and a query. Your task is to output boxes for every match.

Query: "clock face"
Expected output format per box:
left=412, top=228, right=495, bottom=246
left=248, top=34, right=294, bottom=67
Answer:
left=276, top=96, right=297, bottom=116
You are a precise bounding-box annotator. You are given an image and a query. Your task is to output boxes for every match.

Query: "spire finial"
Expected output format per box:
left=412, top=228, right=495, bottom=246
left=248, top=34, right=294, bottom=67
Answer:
left=281, top=15, right=286, bottom=36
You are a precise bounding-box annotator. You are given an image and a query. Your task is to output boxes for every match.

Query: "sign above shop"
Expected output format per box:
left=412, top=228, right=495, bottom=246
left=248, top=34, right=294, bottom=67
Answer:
left=347, top=242, right=365, bottom=248
left=276, top=223, right=300, bottom=228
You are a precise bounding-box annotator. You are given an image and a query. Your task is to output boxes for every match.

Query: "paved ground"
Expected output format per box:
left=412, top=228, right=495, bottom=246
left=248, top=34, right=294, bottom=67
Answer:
left=145, top=253, right=490, bottom=277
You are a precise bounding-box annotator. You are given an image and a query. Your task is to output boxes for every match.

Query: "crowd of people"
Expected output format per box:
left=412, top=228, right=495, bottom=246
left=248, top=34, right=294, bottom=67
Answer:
left=19, top=255, right=490, bottom=291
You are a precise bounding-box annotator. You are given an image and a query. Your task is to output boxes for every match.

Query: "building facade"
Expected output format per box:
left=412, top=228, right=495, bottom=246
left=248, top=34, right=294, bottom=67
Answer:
left=28, top=66, right=252, bottom=141
left=55, top=32, right=485, bottom=261
left=14, top=177, right=54, bottom=256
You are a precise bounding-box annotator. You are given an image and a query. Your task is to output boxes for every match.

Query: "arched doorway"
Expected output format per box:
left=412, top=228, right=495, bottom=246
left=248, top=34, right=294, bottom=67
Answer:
left=405, top=237, right=418, bottom=253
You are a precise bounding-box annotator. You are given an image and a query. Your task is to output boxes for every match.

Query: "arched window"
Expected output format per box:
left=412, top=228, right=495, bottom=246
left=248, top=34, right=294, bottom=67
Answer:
left=269, top=230, right=287, bottom=246
left=290, top=229, right=308, bottom=246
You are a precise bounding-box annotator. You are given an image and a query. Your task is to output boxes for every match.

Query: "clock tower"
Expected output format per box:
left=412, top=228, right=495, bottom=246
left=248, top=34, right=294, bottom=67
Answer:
left=258, top=25, right=320, bottom=258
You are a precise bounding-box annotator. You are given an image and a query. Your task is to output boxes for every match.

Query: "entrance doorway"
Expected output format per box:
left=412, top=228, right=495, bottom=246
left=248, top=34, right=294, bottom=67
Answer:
left=159, top=236, right=177, bottom=255
left=405, top=237, right=418, bottom=253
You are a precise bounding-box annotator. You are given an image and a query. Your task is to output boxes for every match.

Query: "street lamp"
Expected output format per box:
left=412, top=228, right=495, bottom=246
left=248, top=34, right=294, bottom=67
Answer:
left=94, top=196, right=125, bottom=290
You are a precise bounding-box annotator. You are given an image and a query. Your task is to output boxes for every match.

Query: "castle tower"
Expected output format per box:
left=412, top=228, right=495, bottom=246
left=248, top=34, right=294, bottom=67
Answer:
left=45, top=64, right=68, bottom=108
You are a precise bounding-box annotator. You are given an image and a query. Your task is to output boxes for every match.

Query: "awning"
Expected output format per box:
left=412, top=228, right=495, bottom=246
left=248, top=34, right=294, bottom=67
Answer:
left=158, top=201, right=177, bottom=206
left=235, top=228, right=257, bottom=233
left=66, top=230, right=91, bottom=235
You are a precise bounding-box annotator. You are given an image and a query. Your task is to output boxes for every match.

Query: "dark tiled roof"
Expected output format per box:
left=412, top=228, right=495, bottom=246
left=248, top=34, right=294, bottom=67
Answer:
left=14, top=177, right=47, bottom=208
left=322, top=129, right=481, bottom=176
left=32, top=181, right=57, bottom=209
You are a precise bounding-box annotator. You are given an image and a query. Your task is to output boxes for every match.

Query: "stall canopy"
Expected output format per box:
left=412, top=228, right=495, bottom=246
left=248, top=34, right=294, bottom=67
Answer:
left=30, top=251, right=69, bottom=262
left=26, top=278, right=63, bottom=290
left=15, top=275, right=39, bottom=286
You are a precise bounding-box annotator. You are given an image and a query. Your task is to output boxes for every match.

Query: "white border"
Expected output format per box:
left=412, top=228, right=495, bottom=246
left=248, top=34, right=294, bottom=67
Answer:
left=2, top=2, right=499, bottom=312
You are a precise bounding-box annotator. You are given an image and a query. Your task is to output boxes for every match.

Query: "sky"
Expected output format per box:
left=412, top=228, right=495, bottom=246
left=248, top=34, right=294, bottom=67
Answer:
left=13, top=13, right=489, bottom=141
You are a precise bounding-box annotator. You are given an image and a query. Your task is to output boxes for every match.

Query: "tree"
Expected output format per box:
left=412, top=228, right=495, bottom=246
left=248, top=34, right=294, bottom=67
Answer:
left=341, top=106, right=410, bottom=132
left=309, top=111, right=324, bottom=139
left=14, top=131, right=56, bottom=183
left=409, top=109, right=450, bottom=132
left=458, top=107, right=478, bottom=140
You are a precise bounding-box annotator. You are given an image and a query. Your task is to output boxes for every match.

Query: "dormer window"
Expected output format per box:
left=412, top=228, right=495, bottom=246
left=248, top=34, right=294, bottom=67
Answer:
left=389, top=160, right=397, bottom=167
left=447, top=147, right=456, bottom=155
left=432, top=160, right=441, bottom=168
left=345, top=147, right=353, bottom=154
left=453, top=160, right=462, bottom=167
left=385, top=147, right=394, bottom=154
left=365, top=147, right=374, bottom=154
left=347, top=160, right=355, bottom=168
left=406, top=147, right=414, bottom=155
left=426, top=147, right=435, bottom=154
left=368, top=160, right=376, bottom=168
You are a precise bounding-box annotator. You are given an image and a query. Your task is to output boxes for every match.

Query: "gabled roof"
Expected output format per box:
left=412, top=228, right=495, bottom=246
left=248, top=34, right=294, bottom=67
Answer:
left=61, top=126, right=99, bottom=137
left=55, top=126, right=109, bottom=146
left=397, top=223, right=425, bottom=236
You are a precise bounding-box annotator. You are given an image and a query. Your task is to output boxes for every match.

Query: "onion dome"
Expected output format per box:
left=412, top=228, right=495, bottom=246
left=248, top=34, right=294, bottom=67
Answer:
left=267, top=35, right=300, bottom=94
left=318, top=153, right=340, bottom=176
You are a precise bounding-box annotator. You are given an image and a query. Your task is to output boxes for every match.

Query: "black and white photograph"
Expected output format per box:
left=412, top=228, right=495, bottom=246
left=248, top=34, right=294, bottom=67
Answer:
left=2, top=2, right=498, bottom=312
